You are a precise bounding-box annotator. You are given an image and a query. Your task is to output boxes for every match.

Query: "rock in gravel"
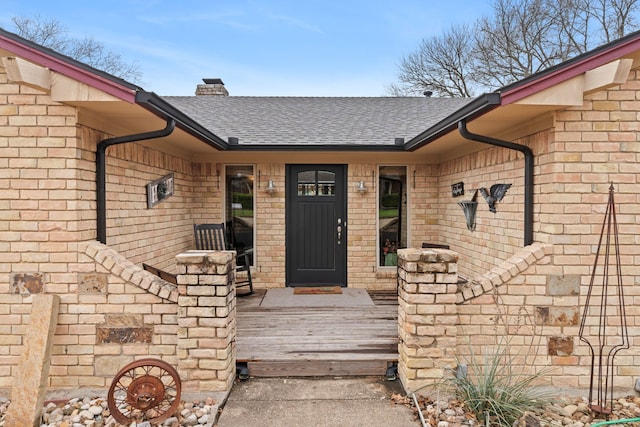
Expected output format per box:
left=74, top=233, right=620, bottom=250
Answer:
left=0, top=395, right=217, bottom=427
left=162, top=416, right=178, bottom=426
left=182, top=413, right=198, bottom=426
left=88, top=406, right=103, bottom=416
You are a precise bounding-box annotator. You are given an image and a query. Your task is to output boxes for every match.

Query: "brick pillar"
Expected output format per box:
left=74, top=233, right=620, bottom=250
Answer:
left=397, top=248, right=458, bottom=394
left=176, top=250, right=236, bottom=393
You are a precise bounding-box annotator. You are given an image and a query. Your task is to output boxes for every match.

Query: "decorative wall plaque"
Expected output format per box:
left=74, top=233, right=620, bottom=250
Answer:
left=451, top=182, right=464, bottom=197
left=146, top=173, right=174, bottom=208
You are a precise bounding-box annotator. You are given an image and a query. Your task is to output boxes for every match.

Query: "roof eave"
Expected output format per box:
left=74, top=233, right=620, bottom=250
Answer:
left=225, top=144, right=406, bottom=152
left=0, top=28, right=139, bottom=102
left=135, top=91, right=229, bottom=150
left=404, top=93, right=501, bottom=151
left=500, top=29, right=640, bottom=105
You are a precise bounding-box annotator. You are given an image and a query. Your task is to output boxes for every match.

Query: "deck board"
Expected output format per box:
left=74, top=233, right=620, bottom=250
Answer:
left=236, top=290, right=399, bottom=377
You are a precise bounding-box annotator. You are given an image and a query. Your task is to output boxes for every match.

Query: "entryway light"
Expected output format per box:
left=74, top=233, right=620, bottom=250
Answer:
left=266, top=180, right=277, bottom=194
left=357, top=181, right=367, bottom=193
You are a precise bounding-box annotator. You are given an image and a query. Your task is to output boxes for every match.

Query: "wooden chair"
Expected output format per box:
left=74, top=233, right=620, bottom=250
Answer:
left=193, top=223, right=254, bottom=295
left=422, top=242, right=450, bottom=250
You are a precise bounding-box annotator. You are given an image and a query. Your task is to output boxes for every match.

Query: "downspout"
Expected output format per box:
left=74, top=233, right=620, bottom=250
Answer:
left=96, top=118, right=176, bottom=244
left=457, top=119, right=534, bottom=246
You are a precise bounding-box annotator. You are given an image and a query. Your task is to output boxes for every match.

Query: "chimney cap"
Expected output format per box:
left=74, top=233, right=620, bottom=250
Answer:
left=203, top=78, right=224, bottom=85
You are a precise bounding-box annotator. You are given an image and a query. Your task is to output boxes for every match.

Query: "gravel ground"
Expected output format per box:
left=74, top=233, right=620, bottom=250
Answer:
left=3, top=393, right=640, bottom=426
left=0, top=395, right=218, bottom=427
left=391, top=394, right=640, bottom=426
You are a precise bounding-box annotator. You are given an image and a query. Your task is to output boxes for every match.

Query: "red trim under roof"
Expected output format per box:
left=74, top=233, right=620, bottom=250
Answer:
left=0, top=33, right=137, bottom=103
left=500, top=32, right=640, bottom=105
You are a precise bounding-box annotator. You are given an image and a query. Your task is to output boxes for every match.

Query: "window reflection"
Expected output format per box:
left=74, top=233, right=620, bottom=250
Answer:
left=225, top=166, right=254, bottom=265
left=379, top=166, right=407, bottom=267
left=297, top=170, right=335, bottom=196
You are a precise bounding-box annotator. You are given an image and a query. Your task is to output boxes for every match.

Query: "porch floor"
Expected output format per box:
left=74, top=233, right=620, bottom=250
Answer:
left=236, top=290, right=399, bottom=377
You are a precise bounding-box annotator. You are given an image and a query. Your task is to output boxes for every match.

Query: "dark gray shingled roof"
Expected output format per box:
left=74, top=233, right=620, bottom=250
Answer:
left=162, top=96, right=472, bottom=145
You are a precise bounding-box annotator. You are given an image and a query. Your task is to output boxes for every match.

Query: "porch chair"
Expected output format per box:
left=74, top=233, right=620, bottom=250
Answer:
left=193, top=223, right=254, bottom=295
left=421, top=242, right=450, bottom=250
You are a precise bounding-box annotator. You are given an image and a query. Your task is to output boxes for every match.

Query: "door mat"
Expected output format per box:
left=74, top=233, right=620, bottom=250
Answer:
left=293, top=286, right=342, bottom=295
left=260, top=288, right=373, bottom=307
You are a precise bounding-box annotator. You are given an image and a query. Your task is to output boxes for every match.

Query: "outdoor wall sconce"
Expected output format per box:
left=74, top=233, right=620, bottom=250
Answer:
left=265, top=180, right=277, bottom=194
left=458, top=190, right=478, bottom=231
left=357, top=181, right=367, bottom=193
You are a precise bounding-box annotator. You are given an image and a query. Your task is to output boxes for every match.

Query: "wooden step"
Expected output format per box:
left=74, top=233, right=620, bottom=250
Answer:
left=240, top=359, right=393, bottom=377
left=236, top=290, right=399, bottom=378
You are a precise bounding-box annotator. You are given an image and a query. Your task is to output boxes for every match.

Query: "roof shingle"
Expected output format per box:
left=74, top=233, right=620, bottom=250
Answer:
left=162, top=96, right=472, bottom=145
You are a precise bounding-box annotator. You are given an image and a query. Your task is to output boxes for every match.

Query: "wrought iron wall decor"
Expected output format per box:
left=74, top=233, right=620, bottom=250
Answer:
left=458, top=189, right=478, bottom=231
left=146, top=173, right=174, bottom=208
left=578, top=184, right=629, bottom=416
left=479, top=183, right=511, bottom=213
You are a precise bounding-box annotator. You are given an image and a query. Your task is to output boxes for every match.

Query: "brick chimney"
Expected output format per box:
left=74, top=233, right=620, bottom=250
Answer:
left=195, top=78, right=229, bottom=96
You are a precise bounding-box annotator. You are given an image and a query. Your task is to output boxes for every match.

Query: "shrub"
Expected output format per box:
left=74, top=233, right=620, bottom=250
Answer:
left=439, top=341, right=552, bottom=426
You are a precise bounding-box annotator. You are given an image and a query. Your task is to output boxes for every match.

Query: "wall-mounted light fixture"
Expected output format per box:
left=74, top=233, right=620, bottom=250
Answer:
left=357, top=181, right=367, bottom=193
left=258, top=170, right=277, bottom=194
left=265, top=180, right=277, bottom=194
left=458, top=189, right=478, bottom=231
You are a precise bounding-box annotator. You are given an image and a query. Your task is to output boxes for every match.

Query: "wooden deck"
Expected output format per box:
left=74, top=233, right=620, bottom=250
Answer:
left=236, top=290, right=399, bottom=377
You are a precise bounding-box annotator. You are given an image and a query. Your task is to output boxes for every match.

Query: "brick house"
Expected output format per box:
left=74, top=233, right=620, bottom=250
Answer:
left=2, top=25, right=640, bottom=397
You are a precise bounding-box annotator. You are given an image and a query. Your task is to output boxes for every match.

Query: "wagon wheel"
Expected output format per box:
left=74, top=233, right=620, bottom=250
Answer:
left=107, top=358, right=181, bottom=424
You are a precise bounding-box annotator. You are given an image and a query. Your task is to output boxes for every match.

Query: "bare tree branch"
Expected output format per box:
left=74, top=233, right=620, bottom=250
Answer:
left=10, top=15, right=142, bottom=83
left=389, top=0, right=640, bottom=97
left=394, top=24, right=477, bottom=97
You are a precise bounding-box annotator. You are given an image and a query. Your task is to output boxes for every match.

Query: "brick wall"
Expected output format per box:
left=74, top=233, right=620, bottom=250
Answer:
left=435, top=135, right=545, bottom=279
left=253, top=163, right=285, bottom=288
left=0, top=241, right=179, bottom=392
left=0, top=70, right=90, bottom=392
left=1, top=238, right=241, bottom=396
left=399, top=243, right=635, bottom=395
left=4, top=57, right=640, bottom=397
left=349, top=163, right=384, bottom=288
left=104, top=141, right=201, bottom=270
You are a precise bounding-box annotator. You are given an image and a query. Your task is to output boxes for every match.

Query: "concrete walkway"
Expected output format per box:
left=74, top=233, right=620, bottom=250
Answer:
left=214, top=377, right=419, bottom=427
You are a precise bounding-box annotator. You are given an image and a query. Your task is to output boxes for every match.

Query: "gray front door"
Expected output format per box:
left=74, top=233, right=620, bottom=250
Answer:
left=286, top=164, right=347, bottom=287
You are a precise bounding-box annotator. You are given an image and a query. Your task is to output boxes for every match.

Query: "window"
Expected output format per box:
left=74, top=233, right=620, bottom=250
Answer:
left=225, top=166, right=254, bottom=264
left=378, top=166, right=407, bottom=266
left=297, top=170, right=336, bottom=196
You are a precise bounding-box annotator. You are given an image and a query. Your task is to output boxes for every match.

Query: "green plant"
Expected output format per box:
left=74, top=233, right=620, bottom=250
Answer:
left=439, top=341, right=552, bottom=426
left=380, top=193, right=400, bottom=208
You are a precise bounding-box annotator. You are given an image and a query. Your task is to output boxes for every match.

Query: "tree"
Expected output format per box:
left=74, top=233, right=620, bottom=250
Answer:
left=391, top=0, right=640, bottom=97
left=9, top=16, right=142, bottom=83
left=388, top=24, right=478, bottom=97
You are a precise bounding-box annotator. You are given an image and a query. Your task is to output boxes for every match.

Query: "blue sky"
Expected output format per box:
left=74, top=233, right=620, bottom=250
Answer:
left=2, top=1, right=493, bottom=96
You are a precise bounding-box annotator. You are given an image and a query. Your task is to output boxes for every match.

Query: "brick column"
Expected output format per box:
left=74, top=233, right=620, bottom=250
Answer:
left=397, top=248, right=458, bottom=394
left=176, top=250, right=236, bottom=393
